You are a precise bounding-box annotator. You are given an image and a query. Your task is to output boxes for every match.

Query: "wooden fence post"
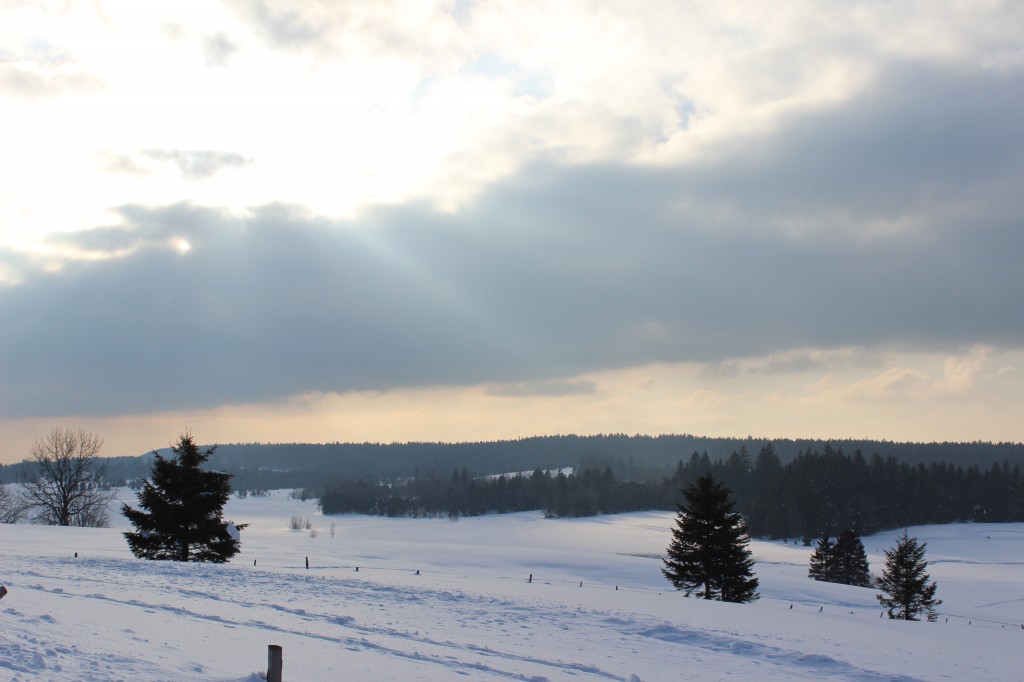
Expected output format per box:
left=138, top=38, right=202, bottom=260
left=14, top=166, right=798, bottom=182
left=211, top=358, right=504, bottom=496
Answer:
left=268, top=644, right=283, bottom=682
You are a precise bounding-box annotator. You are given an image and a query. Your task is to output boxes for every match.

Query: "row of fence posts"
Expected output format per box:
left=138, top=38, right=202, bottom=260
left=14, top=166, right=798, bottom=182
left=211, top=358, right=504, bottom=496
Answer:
left=260, top=569, right=1024, bottom=680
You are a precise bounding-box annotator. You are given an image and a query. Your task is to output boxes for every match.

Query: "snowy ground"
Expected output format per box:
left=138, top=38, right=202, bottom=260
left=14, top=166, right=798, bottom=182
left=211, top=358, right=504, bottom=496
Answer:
left=2, top=490, right=1023, bottom=681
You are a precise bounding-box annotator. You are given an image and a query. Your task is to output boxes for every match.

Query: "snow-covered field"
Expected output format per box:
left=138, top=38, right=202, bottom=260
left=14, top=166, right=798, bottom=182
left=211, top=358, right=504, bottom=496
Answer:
left=2, top=490, right=1023, bottom=681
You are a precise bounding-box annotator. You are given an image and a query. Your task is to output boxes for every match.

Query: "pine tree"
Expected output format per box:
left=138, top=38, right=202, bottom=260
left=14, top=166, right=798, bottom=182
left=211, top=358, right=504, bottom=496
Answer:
left=810, top=530, right=872, bottom=586
left=876, top=531, right=941, bottom=620
left=122, top=433, right=246, bottom=563
left=662, top=474, right=759, bottom=603
left=808, top=535, right=835, bottom=582
left=832, top=529, right=871, bottom=587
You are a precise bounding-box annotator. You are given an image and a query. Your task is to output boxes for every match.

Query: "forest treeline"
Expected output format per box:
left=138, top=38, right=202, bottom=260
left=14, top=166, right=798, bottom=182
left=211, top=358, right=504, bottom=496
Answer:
left=2, top=435, right=1023, bottom=538
left=308, top=444, right=1024, bottom=539
left=5, top=434, right=1022, bottom=492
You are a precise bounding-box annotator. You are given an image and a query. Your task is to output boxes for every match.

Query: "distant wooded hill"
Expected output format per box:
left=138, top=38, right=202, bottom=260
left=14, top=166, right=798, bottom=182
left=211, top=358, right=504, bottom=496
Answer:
left=4, top=435, right=1021, bottom=536
left=3, top=433, right=1019, bottom=489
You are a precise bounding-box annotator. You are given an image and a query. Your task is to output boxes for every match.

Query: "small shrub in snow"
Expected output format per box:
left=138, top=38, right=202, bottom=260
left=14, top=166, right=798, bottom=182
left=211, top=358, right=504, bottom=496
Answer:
left=288, top=516, right=314, bottom=530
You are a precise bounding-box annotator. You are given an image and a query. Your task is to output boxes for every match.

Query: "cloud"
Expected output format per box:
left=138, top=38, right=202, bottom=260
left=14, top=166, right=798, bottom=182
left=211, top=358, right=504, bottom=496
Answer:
left=202, top=32, right=239, bottom=68
left=100, top=149, right=252, bottom=182
left=810, top=368, right=933, bottom=402
left=100, top=152, right=151, bottom=177
left=45, top=225, right=143, bottom=254
left=1, top=60, right=1022, bottom=418
left=803, top=347, right=997, bottom=404
left=486, top=380, right=598, bottom=398
left=140, top=149, right=253, bottom=180
left=0, top=63, right=102, bottom=99
left=939, top=348, right=990, bottom=395
left=707, top=348, right=885, bottom=379
left=224, top=0, right=460, bottom=60
left=158, top=23, right=239, bottom=68
left=0, top=246, right=30, bottom=285
left=0, top=32, right=104, bottom=99
left=226, top=0, right=330, bottom=50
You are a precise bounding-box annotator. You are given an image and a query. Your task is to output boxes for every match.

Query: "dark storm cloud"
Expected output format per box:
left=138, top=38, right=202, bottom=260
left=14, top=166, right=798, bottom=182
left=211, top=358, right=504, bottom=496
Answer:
left=677, top=63, right=1023, bottom=223
left=2, top=62, right=1022, bottom=418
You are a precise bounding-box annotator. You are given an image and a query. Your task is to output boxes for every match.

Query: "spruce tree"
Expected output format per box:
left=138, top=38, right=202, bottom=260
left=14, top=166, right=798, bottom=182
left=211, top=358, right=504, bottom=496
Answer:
left=662, top=474, right=759, bottom=603
left=832, top=529, right=871, bottom=587
left=122, top=433, right=246, bottom=563
left=810, top=530, right=872, bottom=586
left=808, top=536, right=834, bottom=582
left=876, top=531, right=941, bottom=620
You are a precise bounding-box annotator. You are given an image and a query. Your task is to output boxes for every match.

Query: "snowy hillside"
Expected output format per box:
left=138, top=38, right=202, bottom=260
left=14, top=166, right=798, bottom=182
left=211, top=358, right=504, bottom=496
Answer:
left=2, top=490, right=1023, bottom=681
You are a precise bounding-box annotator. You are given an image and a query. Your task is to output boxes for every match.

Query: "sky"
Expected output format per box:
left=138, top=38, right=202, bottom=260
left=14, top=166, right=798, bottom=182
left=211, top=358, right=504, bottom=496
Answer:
left=2, top=0, right=1023, bottom=462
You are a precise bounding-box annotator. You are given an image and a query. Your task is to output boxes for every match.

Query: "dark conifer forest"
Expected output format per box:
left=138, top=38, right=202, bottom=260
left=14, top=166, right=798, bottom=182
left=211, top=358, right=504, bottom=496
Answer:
left=310, top=442, right=1024, bottom=539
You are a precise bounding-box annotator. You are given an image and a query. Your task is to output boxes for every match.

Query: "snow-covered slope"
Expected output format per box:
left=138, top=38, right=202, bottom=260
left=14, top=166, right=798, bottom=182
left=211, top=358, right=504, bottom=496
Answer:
left=2, top=490, right=1022, bottom=681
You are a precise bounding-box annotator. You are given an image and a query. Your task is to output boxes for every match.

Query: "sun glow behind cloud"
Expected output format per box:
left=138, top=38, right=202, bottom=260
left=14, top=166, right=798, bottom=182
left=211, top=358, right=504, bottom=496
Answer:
left=1, top=1, right=1023, bottom=459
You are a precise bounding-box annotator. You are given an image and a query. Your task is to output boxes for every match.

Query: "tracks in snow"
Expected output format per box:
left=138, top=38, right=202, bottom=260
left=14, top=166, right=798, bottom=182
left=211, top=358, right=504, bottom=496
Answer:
left=7, top=553, right=929, bottom=682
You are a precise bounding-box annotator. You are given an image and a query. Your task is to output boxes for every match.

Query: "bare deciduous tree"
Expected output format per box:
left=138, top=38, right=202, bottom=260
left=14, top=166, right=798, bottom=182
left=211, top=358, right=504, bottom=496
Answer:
left=0, top=482, right=26, bottom=523
left=19, top=427, right=115, bottom=527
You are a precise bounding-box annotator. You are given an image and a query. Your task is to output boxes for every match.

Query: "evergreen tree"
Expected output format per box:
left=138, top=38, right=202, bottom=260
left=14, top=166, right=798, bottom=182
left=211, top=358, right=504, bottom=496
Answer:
left=832, top=529, right=872, bottom=587
left=662, top=474, right=759, bottom=603
left=810, top=530, right=872, bottom=586
left=808, top=536, right=834, bottom=582
left=747, top=444, right=785, bottom=538
left=122, top=433, right=246, bottom=563
left=876, top=531, right=941, bottom=620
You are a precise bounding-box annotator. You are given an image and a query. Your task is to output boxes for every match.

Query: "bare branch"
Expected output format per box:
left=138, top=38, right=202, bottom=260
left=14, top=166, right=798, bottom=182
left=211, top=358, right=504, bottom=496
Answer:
left=0, top=483, right=27, bottom=523
left=18, top=426, right=114, bottom=527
